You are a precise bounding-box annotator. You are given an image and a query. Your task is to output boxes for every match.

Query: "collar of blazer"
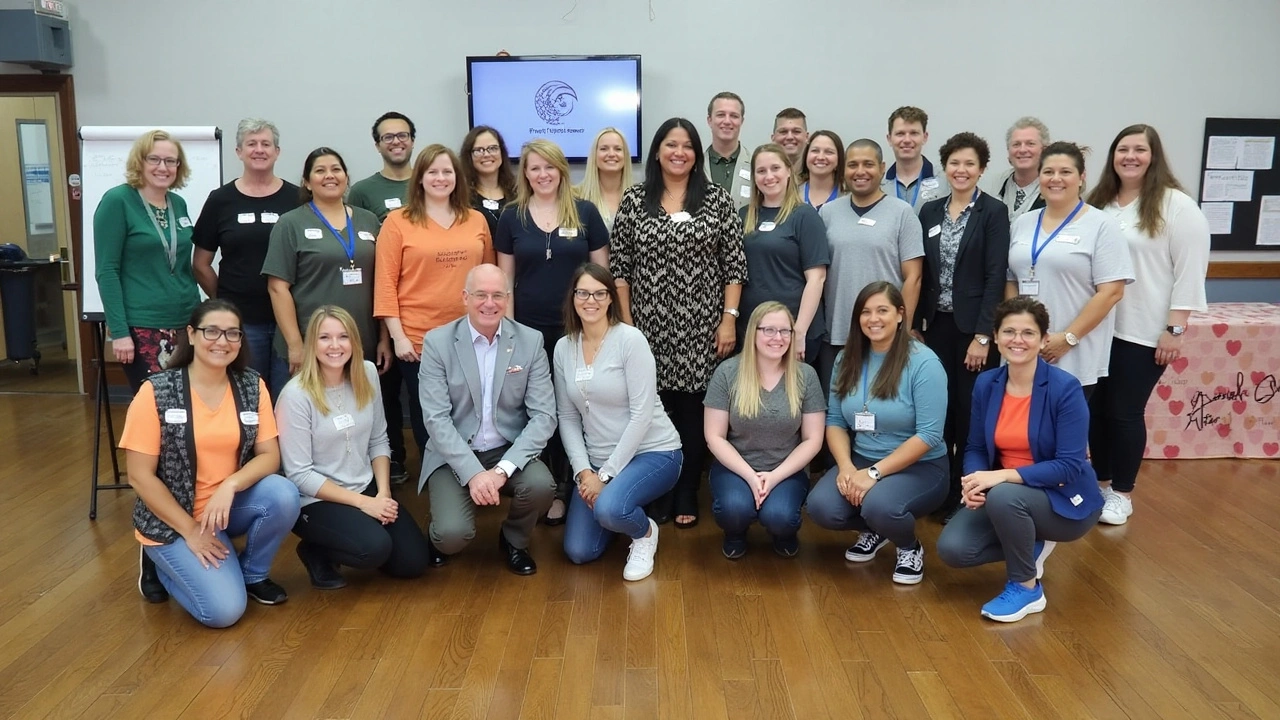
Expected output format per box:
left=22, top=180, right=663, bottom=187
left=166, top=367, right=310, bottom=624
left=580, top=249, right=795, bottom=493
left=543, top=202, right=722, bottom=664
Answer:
left=453, top=317, right=517, bottom=414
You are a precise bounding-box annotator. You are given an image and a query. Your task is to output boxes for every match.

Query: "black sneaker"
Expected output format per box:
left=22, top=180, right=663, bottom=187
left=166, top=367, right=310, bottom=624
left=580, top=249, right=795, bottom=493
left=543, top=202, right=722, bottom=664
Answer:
left=892, top=544, right=925, bottom=585
left=296, top=542, right=347, bottom=590
left=138, top=546, right=168, bottom=603
left=390, top=460, right=409, bottom=485
left=245, top=578, right=289, bottom=605
left=844, top=531, right=887, bottom=562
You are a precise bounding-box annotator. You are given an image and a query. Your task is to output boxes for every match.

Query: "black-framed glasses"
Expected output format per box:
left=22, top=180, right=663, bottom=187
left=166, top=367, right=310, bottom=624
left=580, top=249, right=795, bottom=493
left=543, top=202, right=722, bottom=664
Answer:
left=379, top=132, right=411, bottom=144
left=195, top=326, right=244, bottom=342
left=472, top=145, right=502, bottom=156
left=756, top=326, right=793, bottom=338
left=145, top=155, right=181, bottom=168
left=573, top=289, right=610, bottom=302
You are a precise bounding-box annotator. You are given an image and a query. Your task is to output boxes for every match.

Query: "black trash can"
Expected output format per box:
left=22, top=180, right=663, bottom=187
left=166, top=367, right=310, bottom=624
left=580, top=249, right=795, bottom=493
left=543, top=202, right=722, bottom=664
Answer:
left=0, top=259, right=50, bottom=372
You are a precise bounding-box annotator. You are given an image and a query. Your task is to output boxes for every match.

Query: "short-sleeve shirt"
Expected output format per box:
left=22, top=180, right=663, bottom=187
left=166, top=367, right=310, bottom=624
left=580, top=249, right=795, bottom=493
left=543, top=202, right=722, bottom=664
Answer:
left=738, top=204, right=830, bottom=340
left=827, top=344, right=948, bottom=462
left=704, top=356, right=825, bottom=471
left=348, top=173, right=410, bottom=224
left=494, top=198, right=609, bottom=330
left=1007, top=207, right=1135, bottom=386
left=261, top=204, right=381, bottom=360
left=120, top=377, right=277, bottom=545
left=192, top=180, right=302, bottom=324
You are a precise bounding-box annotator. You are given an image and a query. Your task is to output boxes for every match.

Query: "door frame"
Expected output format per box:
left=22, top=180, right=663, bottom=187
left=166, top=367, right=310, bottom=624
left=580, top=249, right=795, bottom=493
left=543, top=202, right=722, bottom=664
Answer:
left=0, top=73, right=93, bottom=396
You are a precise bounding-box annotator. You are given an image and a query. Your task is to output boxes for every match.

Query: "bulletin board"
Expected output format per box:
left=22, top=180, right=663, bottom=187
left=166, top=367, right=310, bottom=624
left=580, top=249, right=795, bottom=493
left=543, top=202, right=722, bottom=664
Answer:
left=1200, top=117, right=1280, bottom=252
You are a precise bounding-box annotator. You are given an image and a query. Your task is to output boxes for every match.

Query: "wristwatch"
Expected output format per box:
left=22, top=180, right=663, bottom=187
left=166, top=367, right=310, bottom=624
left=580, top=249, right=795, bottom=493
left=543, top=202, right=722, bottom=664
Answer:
left=723, top=308, right=740, bottom=318
left=597, top=471, right=612, bottom=484
left=974, top=335, right=990, bottom=346
left=493, top=466, right=509, bottom=479
left=1064, top=331, right=1080, bottom=347
left=867, top=465, right=882, bottom=481
left=1167, top=325, right=1186, bottom=336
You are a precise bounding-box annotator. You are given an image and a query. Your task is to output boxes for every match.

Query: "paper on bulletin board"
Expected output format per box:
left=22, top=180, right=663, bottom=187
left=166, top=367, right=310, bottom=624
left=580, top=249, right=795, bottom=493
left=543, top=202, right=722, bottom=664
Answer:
left=1258, top=196, right=1280, bottom=246
left=1206, top=136, right=1243, bottom=169
left=1202, top=170, right=1254, bottom=202
left=1201, top=202, right=1234, bottom=235
left=1240, top=137, right=1275, bottom=170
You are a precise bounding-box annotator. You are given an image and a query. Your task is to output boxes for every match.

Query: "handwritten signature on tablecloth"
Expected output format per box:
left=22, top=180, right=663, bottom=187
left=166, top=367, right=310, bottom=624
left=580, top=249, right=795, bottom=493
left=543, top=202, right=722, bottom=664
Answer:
left=1185, top=371, right=1278, bottom=431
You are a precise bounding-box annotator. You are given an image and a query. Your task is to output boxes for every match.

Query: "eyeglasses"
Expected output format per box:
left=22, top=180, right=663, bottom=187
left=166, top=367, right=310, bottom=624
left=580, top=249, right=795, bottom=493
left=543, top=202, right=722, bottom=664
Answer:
left=757, top=326, right=793, bottom=338
left=573, top=289, right=610, bottom=302
left=472, top=145, right=502, bottom=157
left=195, top=326, right=244, bottom=342
left=145, top=155, right=181, bottom=168
left=998, top=328, right=1041, bottom=341
left=380, top=132, right=411, bottom=144
left=468, top=291, right=509, bottom=303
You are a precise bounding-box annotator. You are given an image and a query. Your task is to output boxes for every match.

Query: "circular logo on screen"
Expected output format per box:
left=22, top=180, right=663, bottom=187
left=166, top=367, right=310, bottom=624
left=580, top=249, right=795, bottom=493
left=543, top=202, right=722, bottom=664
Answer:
left=534, top=81, right=578, bottom=125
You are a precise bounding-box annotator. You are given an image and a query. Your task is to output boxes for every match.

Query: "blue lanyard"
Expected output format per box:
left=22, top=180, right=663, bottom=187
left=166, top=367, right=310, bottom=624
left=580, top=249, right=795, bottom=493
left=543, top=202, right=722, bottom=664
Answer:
left=804, top=182, right=838, bottom=206
left=895, top=178, right=921, bottom=206
left=1030, top=200, right=1083, bottom=274
left=309, top=202, right=356, bottom=266
left=861, top=361, right=871, bottom=411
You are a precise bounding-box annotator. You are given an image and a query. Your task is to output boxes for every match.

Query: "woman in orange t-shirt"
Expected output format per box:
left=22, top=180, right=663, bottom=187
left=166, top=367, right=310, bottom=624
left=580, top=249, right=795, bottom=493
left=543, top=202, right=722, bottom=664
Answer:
left=121, top=298, right=300, bottom=628
left=375, top=144, right=493, bottom=456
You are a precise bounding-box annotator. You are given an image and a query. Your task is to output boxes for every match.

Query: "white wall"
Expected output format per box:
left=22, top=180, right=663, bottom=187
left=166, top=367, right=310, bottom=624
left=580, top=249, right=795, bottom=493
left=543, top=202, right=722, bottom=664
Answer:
left=60, top=0, right=1280, bottom=204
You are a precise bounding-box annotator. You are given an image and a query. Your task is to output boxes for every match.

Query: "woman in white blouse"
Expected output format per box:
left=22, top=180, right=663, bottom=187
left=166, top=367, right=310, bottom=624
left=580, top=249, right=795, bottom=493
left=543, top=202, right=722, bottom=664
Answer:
left=1085, top=124, right=1210, bottom=525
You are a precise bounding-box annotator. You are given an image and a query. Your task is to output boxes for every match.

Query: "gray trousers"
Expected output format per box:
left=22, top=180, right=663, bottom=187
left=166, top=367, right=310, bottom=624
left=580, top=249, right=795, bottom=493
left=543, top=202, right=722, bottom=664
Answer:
left=806, top=454, right=949, bottom=548
left=427, top=445, right=555, bottom=555
left=936, top=482, right=1101, bottom=583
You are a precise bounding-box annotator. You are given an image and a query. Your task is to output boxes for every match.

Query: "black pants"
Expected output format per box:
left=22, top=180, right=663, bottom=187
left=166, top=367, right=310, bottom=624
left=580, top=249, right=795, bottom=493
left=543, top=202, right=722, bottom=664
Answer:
left=530, top=323, right=573, bottom=505
left=399, top=358, right=429, bottom=458
left=380, top=359, right=407, bottom=464
left=1089, top=339, right=1166, bottom=493
left=292, top=482, right=430, bottom=578
left=924, top=312, right=996, bottom=503
left=657, top=389, right=707, bottom=517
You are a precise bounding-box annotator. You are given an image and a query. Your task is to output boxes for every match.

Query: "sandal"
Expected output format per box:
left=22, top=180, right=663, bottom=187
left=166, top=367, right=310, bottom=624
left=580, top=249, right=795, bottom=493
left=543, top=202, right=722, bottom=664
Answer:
left=674, top=514, right=699, bottom=529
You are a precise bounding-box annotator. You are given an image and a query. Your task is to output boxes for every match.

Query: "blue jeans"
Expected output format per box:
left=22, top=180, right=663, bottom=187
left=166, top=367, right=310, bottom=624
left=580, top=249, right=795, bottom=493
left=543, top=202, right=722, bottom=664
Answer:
left=243, top=322, right=289, bottom=403
left=708, top=461, right=809, bottom=540
left=143, top=474, right=300, bottom=628
left=563, top=449, right=682, bottom=564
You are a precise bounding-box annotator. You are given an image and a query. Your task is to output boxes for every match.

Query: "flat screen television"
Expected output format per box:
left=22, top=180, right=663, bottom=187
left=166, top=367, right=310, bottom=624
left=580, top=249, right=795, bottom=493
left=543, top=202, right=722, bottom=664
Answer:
left=466, top=55, right=642, bottom=163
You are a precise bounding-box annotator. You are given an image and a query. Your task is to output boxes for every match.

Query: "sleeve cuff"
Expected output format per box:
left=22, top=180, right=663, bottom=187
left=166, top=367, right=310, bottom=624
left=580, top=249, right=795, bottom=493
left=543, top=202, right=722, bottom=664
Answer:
left=496, top=460, right=518, bottom=478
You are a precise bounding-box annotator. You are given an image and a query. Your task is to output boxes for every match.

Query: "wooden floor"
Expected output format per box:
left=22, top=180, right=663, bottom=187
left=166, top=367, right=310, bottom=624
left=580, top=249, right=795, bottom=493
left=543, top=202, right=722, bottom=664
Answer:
left=1, top=394, right=1279, bottom=720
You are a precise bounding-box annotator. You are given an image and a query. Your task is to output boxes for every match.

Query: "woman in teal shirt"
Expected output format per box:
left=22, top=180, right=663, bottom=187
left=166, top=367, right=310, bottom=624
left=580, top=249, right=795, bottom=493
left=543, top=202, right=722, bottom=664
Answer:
left=93, top=129, right=201, bottom=391
left=806, top=280, right=949, bottom=585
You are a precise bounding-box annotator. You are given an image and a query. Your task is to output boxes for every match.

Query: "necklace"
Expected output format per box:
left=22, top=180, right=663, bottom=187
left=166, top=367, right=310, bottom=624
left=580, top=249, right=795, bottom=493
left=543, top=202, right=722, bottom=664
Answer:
left=575, top=330, right=608, bottom=415
left=329, top=385, right=352, bottom=455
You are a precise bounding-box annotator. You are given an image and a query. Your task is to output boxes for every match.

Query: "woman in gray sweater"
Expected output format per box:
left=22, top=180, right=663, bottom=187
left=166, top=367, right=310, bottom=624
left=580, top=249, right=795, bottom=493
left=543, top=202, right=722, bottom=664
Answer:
left=276, top=306, right=430, bottom=588
left=555, top=264, right=683, bottom=582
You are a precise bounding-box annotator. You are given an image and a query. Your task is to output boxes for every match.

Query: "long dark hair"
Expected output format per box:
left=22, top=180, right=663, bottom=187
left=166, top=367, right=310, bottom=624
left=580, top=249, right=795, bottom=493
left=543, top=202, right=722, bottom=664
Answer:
left=563, top=263, right=623, bottom=337
left=641, top=117, right=710, bottom=217
left=1087, top=124, right=1184, bottom=236
left=797, top=129, right=846, bottom=188
left=167, top=298, right=249, bottom=372
left=298, top=147, right=348, bottom=203
left=461, top=125, right=517, bottom=200
left=833, top=282, right=912, bottom=400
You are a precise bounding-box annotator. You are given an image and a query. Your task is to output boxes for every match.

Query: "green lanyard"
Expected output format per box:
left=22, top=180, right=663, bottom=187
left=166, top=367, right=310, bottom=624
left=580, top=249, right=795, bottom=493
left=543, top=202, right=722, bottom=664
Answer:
left=137, top=189, right=178, bottom=274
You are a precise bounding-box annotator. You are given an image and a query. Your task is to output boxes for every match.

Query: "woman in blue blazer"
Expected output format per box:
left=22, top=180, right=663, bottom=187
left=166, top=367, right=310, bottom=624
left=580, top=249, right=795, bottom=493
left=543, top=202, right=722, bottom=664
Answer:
left=937, top=297, right=1103, bottom=622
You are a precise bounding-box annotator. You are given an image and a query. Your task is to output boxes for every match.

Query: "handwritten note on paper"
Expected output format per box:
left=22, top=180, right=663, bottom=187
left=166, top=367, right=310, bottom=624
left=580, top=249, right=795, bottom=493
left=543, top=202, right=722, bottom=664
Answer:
left=1206, top=136, right=1243, bottom=169
left=1201, top=202, right=1234, bottom=235
left=1240, top=137, right=1276, bottom=171
left=1202, top=170, right=1254, bottom=202
left=1258, top=196, right=1280, bottom=246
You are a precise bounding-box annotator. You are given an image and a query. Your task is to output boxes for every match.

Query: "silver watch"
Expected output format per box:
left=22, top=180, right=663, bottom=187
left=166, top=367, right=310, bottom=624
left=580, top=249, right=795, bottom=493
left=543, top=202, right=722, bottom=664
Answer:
left=1167, top=325, right=1186, bottom=336
left=1064, top=331, right=1080, bottom=347
left=597, top=471, right=612, bottom=484
left=974, top=335, right=990, bottom=346
left=723, top=307, right=740, bottom=318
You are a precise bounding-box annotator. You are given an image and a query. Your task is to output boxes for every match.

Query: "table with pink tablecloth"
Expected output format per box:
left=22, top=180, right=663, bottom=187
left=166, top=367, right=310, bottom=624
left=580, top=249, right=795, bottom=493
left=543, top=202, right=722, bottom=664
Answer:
left=1143, top=302, right=1280, bottom=460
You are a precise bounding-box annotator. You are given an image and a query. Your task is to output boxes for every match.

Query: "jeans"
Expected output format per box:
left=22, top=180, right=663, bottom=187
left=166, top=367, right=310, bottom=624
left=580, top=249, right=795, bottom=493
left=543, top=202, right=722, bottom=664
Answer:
left=143, top=474, right=300, bottom=628
left=806, top=454, right=949, bottom=548
left=293, top=482, right=429, bottom=578
left=937, top=482, right=1101, bottom=583
left=242, top=322, right=289, bottom=403
left=563, top=449, right=682, bottom=564
left=708, top=461, right=809, bottom=540
left=1089, top=339, right=1167, bottom=493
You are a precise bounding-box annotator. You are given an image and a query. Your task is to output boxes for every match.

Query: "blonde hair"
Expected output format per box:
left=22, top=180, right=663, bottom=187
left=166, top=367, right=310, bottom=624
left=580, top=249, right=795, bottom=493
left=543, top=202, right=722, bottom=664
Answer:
left=516, top=139, right=581, bottom=231
left=733, top=302, right=803, bottom=419
left=125, top=130, right=191, bottom=190
left=575, top=128, right=634, bottom=213
left=295, top=306, right=376, bottom=415
left=743, top=144, right=802, bottom=232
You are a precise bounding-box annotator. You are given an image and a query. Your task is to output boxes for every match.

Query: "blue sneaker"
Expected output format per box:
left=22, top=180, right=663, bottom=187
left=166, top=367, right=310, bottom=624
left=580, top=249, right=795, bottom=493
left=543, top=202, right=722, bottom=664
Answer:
left=981, top=581, right=1046, bottom=623
left=1033, top=540, right=1057, bottom=580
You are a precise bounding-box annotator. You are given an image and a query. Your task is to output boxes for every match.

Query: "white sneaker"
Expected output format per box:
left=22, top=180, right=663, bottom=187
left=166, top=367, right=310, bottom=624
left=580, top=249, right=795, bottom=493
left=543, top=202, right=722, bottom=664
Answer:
left=1099, top=490, right=1133, bottom=525
left=623, top=518, right=659, bottom=581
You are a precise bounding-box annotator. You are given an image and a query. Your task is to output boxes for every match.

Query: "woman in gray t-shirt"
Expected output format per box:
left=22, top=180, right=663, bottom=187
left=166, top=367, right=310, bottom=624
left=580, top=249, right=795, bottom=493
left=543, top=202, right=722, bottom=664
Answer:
left=705, top=302, right=826, bottom=559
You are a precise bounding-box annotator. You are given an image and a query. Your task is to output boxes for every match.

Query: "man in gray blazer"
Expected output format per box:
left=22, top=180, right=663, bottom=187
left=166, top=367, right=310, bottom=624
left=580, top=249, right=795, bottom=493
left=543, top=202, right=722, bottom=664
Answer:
left=417, top=264, right=557, bottom=575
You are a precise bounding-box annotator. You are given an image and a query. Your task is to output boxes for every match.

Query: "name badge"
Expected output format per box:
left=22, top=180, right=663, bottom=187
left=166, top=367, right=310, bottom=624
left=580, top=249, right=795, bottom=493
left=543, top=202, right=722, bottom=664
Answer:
left=928, top=224, right=941, bottom=237
left=384, top=197, right=402, bottom=209
left=922, top=178, right=940, bottom=189
left=670, top=211, right=691, bottom=223
left=482, top=199, right=500, bottom=210
left=853, top=411, right=876, bottom=432
left=858, top=217, right=876, bottom=226
left=358, top=231, right=376, bottom=241
left=304, top=228, right=323, bottom=240
left=237, top=213, right=255, bottom=224
left=239, top=411, right=259, bottom=425
left=1070, top=493, right=1083, bottom=506
left=1055, top=235, right=1080, bottom=244
left=738, top=168, right=751, bottom=180
left=261, top=212, right=279, bottom=224
left=739, top=185, right=751, bottom=199
left=758, top=221, right=776, bottom=232
left=575, top=366, right=594, bottom=382
left=342, top=268, right=363, bottom=285
left=164, top=408, right=187, bottom=424
left=333, top=413, right=355, bottom=430
left=1019, top=279, right=1041, bottom=296
left=558, top=227, right=578, bottom=238
left=178, top=216, right=193, bottom=228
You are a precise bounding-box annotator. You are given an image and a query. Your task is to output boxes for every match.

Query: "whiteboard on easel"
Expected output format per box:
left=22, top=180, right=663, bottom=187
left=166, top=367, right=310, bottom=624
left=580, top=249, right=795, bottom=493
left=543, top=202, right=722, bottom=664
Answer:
left=79, top=126, right=223, bottom=321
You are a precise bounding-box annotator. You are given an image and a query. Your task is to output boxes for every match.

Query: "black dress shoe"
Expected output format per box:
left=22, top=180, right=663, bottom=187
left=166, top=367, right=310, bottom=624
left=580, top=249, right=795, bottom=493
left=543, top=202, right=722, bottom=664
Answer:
left=138, top=546, right=168, bottom=603
left=427, top=538, right=450, bottom=569
left=498, top=531, right=537, bottom=576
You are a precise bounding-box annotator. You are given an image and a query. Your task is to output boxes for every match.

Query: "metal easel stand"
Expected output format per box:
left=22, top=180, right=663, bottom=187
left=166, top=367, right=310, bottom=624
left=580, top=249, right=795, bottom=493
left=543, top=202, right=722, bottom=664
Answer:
left=88, top=320, right=128, bottom=519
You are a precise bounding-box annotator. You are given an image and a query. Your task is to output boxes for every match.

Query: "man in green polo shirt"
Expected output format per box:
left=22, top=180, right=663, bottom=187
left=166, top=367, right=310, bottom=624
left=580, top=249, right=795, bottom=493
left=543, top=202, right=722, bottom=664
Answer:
left=703, top=91, right=752, bottom=209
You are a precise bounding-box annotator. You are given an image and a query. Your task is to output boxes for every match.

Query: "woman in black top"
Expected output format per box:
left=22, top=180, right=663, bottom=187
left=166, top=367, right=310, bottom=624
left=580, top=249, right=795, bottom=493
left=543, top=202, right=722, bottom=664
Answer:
left=461, top=125, right=517, bottom=239
left=916, top=132, right=1011, bottom=520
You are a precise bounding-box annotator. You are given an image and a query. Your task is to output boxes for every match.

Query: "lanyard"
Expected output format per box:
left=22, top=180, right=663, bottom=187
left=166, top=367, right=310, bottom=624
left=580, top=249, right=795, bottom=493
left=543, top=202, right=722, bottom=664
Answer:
left=1030, top=199, right=1084, bottom=276
left=309, top=202, right=356, bottom=267
left=804, top=182, right=838, bottom=206
left=137, top=190, right=178, bottom=273
left=861, top=360, right=871, bottom=411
